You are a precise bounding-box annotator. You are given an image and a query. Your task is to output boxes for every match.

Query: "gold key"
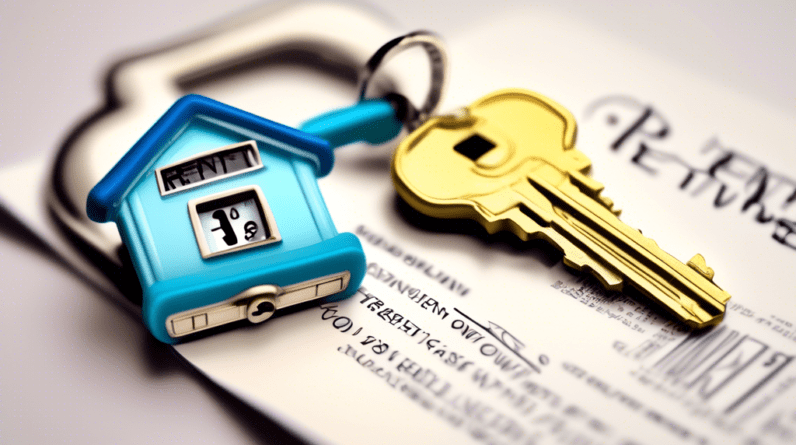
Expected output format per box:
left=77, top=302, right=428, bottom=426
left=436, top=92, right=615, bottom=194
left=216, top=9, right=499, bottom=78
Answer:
left=392, top=88, right=730, bottom=328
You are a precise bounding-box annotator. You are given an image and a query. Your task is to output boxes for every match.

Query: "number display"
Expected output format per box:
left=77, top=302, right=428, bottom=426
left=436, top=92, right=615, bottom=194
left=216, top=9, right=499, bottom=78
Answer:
left=188, top=186, right=280, bottom=258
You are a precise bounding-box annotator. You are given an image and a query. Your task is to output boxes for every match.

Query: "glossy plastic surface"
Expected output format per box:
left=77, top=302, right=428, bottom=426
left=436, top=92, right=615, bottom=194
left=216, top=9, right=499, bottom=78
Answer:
left=87, top=94, right=335, bottom=223
left=87, top=95, right=365, bottom=343
left=299, top=98, right=402, bottom=149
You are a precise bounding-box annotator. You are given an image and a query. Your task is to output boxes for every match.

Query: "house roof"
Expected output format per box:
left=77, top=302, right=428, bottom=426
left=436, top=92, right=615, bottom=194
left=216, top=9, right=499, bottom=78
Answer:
left=87, top=94, right=334, bottom=223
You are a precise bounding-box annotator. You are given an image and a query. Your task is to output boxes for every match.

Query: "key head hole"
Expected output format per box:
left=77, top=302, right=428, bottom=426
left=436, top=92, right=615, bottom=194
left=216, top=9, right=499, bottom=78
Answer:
left=454, top=134, right=496, bottom=161
left=247, top=297, right=276, bottom=324
left=252, top=301, right=275, bottom=317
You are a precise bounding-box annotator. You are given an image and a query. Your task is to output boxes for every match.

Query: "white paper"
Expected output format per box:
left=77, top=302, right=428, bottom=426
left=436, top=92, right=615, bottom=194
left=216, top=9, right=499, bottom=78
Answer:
left=174, top=9, right=796, bottom=445
left=2, top=7, right=795, bottom=445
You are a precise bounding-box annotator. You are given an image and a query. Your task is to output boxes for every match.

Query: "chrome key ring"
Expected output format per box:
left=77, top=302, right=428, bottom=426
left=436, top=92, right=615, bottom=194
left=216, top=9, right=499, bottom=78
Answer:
left=357, top=31, right=448, bottom=131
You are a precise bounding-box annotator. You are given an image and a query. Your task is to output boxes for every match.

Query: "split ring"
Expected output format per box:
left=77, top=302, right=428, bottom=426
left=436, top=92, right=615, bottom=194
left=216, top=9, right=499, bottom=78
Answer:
left=357, top=31, right=448, bottom=131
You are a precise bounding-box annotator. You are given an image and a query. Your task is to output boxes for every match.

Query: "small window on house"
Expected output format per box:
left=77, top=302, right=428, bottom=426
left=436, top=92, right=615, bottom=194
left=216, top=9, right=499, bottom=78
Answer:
left=156, top=140, right=263, bottom=196
left=188, top=186, right=281, bottom=258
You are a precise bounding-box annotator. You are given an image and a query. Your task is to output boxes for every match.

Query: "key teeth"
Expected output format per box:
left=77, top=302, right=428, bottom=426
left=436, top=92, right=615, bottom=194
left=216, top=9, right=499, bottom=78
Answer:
left=587, top=265, right=624, bottom=290
left=687, top=254, right=715, bottom=281
left=562, top=252, right=623, bottom=290
left=569, top=170, right=622, bottom=216
left=538, top=223, right=624, bottom=290
left=596, top=194, right=622, bottom=216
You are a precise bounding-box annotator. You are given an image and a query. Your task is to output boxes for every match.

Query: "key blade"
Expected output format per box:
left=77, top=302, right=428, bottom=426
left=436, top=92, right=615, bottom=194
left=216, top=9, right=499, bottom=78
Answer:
left=463, top=193, right=628, bottom=290
left=500, top=180, right=624, bottom=289
left=528, top=174, right=731, bottom=328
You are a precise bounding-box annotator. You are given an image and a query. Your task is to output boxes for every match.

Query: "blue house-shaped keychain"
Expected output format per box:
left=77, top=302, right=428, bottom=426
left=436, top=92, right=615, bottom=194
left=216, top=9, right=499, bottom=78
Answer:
left=87, top=95, right=366, bottom=344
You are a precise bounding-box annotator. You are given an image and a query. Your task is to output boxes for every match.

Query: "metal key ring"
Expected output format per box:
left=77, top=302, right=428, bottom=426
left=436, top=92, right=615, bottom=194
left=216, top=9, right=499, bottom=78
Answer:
left=357, top=30, right=447, bottom=131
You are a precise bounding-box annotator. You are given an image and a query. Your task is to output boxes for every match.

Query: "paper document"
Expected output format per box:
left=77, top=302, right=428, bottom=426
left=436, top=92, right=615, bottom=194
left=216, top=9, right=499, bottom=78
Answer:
left=1, top=7, right=794, bottom=445
left=173, top=9, right=796, bottom=445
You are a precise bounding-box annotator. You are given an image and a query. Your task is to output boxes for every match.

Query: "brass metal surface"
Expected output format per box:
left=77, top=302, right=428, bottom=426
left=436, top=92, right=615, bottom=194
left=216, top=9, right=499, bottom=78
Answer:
left=392, top=88, right=730, bottom=328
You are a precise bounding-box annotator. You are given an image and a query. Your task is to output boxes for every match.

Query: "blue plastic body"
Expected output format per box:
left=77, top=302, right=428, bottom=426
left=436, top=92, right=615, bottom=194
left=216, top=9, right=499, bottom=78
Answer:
left=87, top=95, right=366, bottom=344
